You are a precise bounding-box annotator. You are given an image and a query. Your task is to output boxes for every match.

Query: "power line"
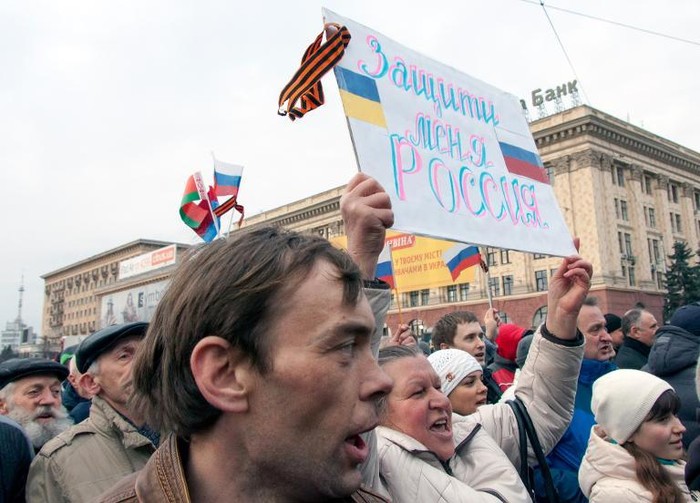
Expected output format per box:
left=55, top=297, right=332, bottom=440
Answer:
left=536, top=0, right=591, bottom=104
left=520, top=0, right=700, bottom=47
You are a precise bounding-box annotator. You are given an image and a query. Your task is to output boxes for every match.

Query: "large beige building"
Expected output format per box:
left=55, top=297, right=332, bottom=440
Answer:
left=41, top=240, right=189, bottom=345
left=239, top=105, right=700, bottom=330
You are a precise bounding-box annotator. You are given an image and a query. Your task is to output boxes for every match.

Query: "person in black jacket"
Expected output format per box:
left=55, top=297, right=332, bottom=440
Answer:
left=645, top=303, right=700, bottom=449
left=616, top=308, right=658, bottom=369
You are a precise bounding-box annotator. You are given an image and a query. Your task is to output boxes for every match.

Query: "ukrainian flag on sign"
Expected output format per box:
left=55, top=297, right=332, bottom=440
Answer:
left=334, top=67, right=387, bottom=128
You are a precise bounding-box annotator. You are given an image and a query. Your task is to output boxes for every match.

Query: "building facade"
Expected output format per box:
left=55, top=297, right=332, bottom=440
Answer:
left=41, top=240, right=189, bottom=346
left=239, top=105, right=700, bottom=331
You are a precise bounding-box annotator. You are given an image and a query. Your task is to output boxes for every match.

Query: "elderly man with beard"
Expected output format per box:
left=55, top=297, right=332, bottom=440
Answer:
left=0, top=358, right=72, bottom=452
left=26, top=322, right=158, bottom=503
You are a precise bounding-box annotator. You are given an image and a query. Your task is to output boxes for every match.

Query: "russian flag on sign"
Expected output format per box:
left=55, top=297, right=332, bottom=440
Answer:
left=375, top=244, right=395, bottom=289
left=442, top=244, right=481, bottom=281
left=213, top=158, right=244, bottom=198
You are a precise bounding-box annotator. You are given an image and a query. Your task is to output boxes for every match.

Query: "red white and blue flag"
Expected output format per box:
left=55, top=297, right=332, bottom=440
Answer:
left=442, top=243, right=481, bottom=281
left=213, top=158, right=243, bottom=198
left=375, top=244, right=396, bottom=289
left=212, top=156, right=245, bottom=222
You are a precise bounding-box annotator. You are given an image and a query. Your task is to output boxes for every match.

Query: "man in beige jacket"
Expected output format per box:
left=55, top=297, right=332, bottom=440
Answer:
left=26, top=322, right=157, bottom=503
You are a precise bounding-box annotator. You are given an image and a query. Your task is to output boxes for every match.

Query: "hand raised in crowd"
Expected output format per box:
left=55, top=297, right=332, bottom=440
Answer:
left=545, top=237, right=593, bottom=340
left=340, top=173, right=393, bottom=280
left=483, top=307, right=501, bottom=341
left=381, top=323, right=417, bottom=348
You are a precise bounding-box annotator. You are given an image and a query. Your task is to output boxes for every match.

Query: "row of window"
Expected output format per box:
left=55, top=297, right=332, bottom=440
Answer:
left=611, top=167, right=700, bottom=213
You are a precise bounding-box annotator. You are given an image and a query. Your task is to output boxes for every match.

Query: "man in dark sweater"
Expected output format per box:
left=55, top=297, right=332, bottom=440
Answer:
left=616, top=308, right=658, bottom=369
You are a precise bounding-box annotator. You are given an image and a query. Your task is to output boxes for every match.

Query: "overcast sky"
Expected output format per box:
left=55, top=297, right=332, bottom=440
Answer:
left=1, top=0, right=698, bottom=335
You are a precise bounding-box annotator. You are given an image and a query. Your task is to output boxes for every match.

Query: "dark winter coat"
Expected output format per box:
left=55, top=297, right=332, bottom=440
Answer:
left=645, top=324, right=700, bottom=449
left=615, top=336, right=651, bottom=370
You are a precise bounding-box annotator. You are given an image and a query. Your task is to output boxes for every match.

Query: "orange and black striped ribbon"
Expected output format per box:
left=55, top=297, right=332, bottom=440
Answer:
left=278, top=23, right=351, bottom=121
left=214, top=197, right=245, bottom=227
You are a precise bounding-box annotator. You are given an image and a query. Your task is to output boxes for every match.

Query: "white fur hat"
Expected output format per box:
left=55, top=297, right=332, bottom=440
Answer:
left=428, top=349, right=482, bottom=397
left=591, top=369, right=673, bottom=444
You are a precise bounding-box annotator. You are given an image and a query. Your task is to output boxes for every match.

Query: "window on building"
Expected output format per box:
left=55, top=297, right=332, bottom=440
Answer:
left=532, top=306, right=547, bottom=328
left=502, top=275, right=513, bottom=296
left=618, top=232, right=625, bottom=254
left=535, top=270, right=548, bottom=292
left=648, top=207, right=656, bottom=228
left=420, top=289, right=430, bottom=305
left=500, top=249, right=511, bottom=264
left=643, top=174, right=653, bottom=195
left=487, top=248, right=497, bottom=267
left=620, top=200, right=629, bottom=221
left=500, top=312, right=510, bottom=323
left=533, top=253, right=546, bottom=260
left=459, top=283, right=470, bottom=301
left=695, top=192, right=700, bottom=211
left=614, top=198, right=620, bottom=219
left=656, top=272, right=665, bottom=289
left=447, top=285, right=457, bottom=303
left=621, top=260, right=627, bottom=278
left=612, top=165, right=625, bottom=186
left=489, top=277, right=500, bottom=297
left=409, top=291, right=419, bottom=307
left=668, top=183, right=679, bottom=204
left=670, top=212, right=682, bottom=233
left=624, top=233, right=633, bottom=258
left=628, top=266, right=636, bottom=287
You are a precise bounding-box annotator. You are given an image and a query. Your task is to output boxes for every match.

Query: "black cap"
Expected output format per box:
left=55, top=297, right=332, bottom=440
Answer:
left=0, top=358, right=69, bottom=390
left=604, top=313, right=622, bottom=333
left=75, top=322, right=148, bottom=373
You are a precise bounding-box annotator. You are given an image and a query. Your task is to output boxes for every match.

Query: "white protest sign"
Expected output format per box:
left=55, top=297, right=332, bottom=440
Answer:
left=324, top=8, right=576, bottom=257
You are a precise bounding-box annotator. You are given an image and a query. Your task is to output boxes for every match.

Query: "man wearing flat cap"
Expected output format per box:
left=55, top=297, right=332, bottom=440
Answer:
left=0, top=358, right=73, bottom=452
left=26, top=322, right=158, bottom=503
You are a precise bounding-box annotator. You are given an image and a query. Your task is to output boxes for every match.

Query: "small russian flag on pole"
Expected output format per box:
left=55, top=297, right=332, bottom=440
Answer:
left=375, top=244, right=395, bottom=289
left=442, top=244, right=481, bottom=281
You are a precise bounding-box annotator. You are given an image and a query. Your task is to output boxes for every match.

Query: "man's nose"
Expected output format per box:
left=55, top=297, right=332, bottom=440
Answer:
left=361, top=357, right=393, bottom=401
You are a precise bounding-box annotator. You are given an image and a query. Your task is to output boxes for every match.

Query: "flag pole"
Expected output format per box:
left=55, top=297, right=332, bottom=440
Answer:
left=386, top=244, right=403, bottom=325
left=479, top=256, right=493, bottom=310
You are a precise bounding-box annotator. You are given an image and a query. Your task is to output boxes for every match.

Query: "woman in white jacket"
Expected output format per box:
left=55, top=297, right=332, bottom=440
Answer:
left=376, top=344, right=530, bottom=502
left=579, top=369, right=693, bottom=502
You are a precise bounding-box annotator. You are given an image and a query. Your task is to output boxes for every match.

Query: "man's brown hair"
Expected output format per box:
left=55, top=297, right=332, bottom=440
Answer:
left=431, top=311, right=479, bottom=349
left=131, top=227, right=363, bottom=437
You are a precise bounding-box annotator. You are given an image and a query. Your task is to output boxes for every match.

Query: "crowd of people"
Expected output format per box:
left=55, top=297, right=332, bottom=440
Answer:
left=1, top=173, right=700, bottom=502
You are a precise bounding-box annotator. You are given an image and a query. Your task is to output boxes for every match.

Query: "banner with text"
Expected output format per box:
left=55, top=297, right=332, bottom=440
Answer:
left=332, top=231, right=477, bottom=291
left=324, top=9, right=575, bottom=257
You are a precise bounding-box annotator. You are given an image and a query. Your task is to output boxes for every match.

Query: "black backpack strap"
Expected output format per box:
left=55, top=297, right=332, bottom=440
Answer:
left=511, top=397, right=560, bottom=503
left=506, top=399, right=530, bottom=492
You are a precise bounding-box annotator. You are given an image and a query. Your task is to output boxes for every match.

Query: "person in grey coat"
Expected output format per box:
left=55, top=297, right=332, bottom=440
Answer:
left=645, top=302, right=700, bottom=449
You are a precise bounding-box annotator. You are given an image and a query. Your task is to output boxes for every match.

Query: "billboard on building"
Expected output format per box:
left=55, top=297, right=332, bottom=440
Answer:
left=332, top=231, right=477, bottom=291
left=119, top=244, right=177, bottom=280
left=100, top=279, right=169, bottom=328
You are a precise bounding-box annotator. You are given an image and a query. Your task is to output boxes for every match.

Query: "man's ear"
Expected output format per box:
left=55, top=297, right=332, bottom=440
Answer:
left=0, top=398, right=7, bottom=415
left=79, top=372, right=101, bottom=398
left=190, top=336, right=254, bottom=414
